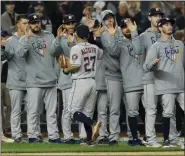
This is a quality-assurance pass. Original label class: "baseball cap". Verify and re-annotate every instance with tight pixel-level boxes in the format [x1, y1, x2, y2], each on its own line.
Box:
[1, 30, 10, 37]
[75, 24, 90, 40]
[148, 8, 164, 16]
[157, 17, 175, 27]
[120, 19, 127, 28]
[28, 13, 40, 24]
[103, 12, 115, 21]
[63, 14, 76, 24]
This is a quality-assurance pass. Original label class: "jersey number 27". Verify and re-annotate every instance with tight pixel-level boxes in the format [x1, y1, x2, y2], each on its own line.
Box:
[84, 56, 96, 72]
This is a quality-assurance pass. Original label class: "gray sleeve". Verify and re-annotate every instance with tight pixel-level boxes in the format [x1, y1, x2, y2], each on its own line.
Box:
[50, 38, 64, 57]
[131, 30, 142, 55]
[1, 17, 16, 34]
[143, 44, 158, 71]
[17, 36, 29, 58]
[60, 38, 71, 57]
[1, 39, 14, 61]
[139, 33, 146, 55]
[100, 32, 121, 57]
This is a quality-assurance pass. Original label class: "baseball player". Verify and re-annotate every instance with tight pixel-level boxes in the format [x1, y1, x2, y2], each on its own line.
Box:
[100, 10, 124, 145]
[16, 13, 61, 143]
[56, 15, 87, 144]
[139, 8, 162, 146]
[63, 24, 103, 146]
[119, 18, 146, 146]
[144, 17, 184, 148]
[140, 8, 182, 147]
[1, 31, 14, 143]
[91, 19, 109, 144]
[2, 14, 42, 143]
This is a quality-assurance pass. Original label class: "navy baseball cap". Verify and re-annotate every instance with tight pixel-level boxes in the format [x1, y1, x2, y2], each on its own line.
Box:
[1, 30, 10, 37]
[103, 12, 115, 21]
[157, 17, 175, 27]
[76, 24, 89, 40]
[28, 13, 40, 24]
[120, 19, 127, 28]
[148, 8, 164, 16]
[63, 14, 76, 24]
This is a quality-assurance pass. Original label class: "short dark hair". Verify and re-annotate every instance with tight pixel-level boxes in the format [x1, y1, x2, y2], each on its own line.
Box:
[16, 14, 28, 24]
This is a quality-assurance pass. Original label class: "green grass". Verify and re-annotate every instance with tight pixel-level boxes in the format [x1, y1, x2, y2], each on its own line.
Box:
[1, 142, 183, 153]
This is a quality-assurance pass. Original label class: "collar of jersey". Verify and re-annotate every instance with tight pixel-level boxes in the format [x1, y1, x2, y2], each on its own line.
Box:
[77, 42, 90, 46]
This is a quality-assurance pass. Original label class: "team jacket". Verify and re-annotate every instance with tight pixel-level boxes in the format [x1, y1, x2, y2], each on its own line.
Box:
[140, 28, 161, 85]
[17, 30, 58, 88]
[2, 33, 26, 90]
[100, 10, 124, 82]
[120, 31, 144, 92]
[143, 38, 184, 95]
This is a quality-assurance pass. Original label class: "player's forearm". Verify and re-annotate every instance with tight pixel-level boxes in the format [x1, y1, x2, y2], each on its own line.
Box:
[64, 66, 80, 73]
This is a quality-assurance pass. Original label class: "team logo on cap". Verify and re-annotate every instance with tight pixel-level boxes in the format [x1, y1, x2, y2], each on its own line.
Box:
[156, 8, 160, 11]
[68, 15, 72, 19]
[33, 15, 37, 19]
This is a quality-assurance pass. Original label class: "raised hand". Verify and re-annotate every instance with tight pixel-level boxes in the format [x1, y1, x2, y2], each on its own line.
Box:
[57, 25, 66, 40]
[125, 19, 137, 32]
[153, 58, 160, 65]
[25, 26, 32, 40]
[107, 27, 116, 36]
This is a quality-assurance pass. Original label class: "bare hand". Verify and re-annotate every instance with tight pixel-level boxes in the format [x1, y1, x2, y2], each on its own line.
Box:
[67, 33, 74, 43]
[57, 25, 66, 40]
[107, 27, 116, 36]
[125, 19, 137, 32]
[85, 19, 95, 29]
[93, 27, 106, 37]
[153, 58, 160, 65]
[25, 26, 32, 40]
[1, 39, 7, 47]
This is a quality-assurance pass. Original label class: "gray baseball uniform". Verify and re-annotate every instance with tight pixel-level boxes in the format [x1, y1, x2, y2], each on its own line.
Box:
[100, 28, 124, 141]
[57, 36, 86, 140]
[95, 59, 109, 140]
[68, 42, 103, 123]
[2, 33, 41, 139]
[140, 29, 180, 143]
[144, 38, 184, 130]
[17, 30, 59, 140]
[119, 30, 145, 140]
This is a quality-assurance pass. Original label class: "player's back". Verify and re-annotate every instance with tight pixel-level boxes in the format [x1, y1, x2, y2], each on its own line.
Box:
[70, 42, 103, 80]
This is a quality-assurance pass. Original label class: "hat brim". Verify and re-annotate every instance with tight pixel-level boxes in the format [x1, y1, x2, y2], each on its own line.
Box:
[149, 12, 164, 16]
[158, 19, 175, 27]
[63, 20, 76, 24]
[103, 13, 114, 21]
[28, 20, 40, 24]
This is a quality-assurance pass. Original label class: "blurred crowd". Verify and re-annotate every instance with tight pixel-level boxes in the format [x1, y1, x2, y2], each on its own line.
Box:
[1, 1, 185, 36]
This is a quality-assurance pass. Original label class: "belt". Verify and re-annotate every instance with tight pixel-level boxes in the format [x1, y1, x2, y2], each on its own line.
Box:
[73, 77, 94, 80]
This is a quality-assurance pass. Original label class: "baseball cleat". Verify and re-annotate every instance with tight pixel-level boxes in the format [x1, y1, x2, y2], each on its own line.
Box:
[109, 140, 118, 146]
[146, 142, 162, 148]
[92, 121, 102, 141]
[163, 140, 171, 148]
[1, 136, 14, 143]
